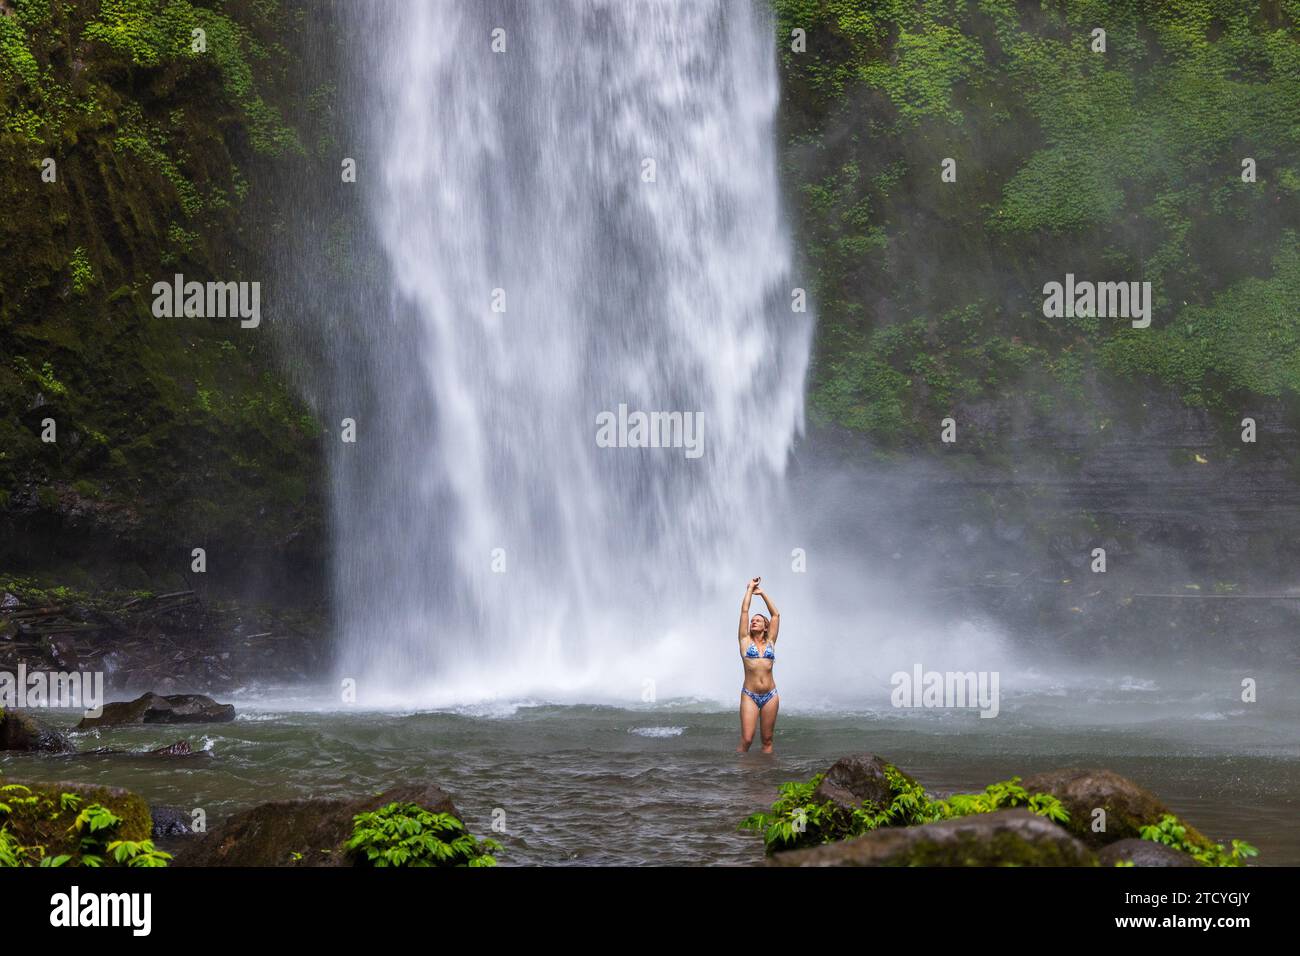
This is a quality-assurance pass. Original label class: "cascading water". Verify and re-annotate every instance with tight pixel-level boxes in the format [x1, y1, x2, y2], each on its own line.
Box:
[331, 0, 812, 705]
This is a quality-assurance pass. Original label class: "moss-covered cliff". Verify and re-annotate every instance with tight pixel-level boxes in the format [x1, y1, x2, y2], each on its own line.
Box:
[776, 0, 1300, 449]
[0, 0, 329, 596]
[4, 0, 1300, 614]
[773, 1, 1300, 651]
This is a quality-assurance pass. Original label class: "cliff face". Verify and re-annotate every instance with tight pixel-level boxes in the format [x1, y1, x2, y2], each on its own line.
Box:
[3, 1, 1299, 629]
[776, 0, 1300, 444]
[0, 0, 332, 598]
[777, 0, 1300, 641]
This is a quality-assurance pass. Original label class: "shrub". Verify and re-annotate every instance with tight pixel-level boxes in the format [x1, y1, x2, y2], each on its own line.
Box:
[1140, 813, 1258, 867]
[345, 802, 499, 868]
[741, 767, 1069, 855]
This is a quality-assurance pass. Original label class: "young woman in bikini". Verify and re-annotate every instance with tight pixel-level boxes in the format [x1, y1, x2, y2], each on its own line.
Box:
[737, 576, 779, 753]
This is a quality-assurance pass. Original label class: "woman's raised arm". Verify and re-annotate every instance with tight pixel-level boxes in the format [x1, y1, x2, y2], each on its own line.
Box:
[738, 578, 758, 641]
[755, 586, 780, 642]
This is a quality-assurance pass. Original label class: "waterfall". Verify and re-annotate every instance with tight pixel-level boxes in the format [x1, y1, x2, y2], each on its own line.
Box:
[333, 0, 812, 704]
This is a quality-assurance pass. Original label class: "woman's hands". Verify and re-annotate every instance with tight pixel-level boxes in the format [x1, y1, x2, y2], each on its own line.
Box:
[740, 577, 759, 640]
[747, 576, 761, 594]
[752, 581, 778, 642]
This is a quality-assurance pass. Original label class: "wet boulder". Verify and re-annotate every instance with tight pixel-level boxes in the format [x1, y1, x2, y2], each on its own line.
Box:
[1099, 838, 1200, 867]
[768, 808, 1096, 867]
[151, 805, 198, 842]
[173, 783, 462, 867]
[0, 708, 72, 752]
[77, 692, 235, 729]
[756, 753, 924, 850]
[812, 753, 899, 813]
[1021, 768, 1209, 849]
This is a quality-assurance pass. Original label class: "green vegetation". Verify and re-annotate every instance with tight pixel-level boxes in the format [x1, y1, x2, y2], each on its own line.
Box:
[42, 802, 173, 868]
[82, 0, 301, 155]
[742, 765, 1258, 864]
[1101, 243, 1300, 406]
[1140, 813, 1258, 867]
[740, 767, 1069, 854]
[0, 779, 167, 867]
[69, 246, 94, 295]
[345, 802, 500, 868]
[777, 0, 1300, 446]
[13, 356, 68, 397]
[0, 0, 327, 583]
[0, 13, 40, 87]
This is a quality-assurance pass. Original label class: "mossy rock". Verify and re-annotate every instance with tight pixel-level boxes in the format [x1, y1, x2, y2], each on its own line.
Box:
[767, 809, 1097, 867]
[1099, 838, 1201, 867]
[172, 783, 462, 867]
[0, 779, 152, 864]
[812, 753, 900, 813]
[1022, 768, 1212, 851]
[77, 691, 235, 729]
[0, 708, 72, 752]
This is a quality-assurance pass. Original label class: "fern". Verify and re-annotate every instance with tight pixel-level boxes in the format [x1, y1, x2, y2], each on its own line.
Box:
[1139, 813, 1257, 867]
[345, 802, 499, 868]
[63, 802, 171, 868]
[0, 826, 22, 867]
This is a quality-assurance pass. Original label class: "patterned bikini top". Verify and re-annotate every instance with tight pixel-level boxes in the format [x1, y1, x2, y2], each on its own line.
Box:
[745, 641, 775, 661]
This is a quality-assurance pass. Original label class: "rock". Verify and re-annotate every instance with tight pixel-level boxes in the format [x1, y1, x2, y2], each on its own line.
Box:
[84, 739, 206, 758]
[45, 634, 80, 669]
[151, 805, 196, 841]
[1021, 768, 1210, 849]
[77, 692, 235, 729]
[2, 592, 19, 609]
[1099, 838, 1201, 867]
[0, 780, 152, 863]
[173, 783, 462, 867]
[148, 740, 196, 757]
[812, 753, 898, 814]
[768, 809, 1097, 867]
[0, 708, 72, 752]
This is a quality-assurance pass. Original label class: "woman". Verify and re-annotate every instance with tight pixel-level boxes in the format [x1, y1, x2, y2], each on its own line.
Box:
[737, 576, 780, 753]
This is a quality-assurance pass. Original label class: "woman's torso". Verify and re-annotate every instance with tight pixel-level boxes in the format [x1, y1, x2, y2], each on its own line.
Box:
[739, 639, 776, 693]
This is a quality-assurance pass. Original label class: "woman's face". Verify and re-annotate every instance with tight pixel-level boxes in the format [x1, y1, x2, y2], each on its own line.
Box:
[749, 615, 768, 635]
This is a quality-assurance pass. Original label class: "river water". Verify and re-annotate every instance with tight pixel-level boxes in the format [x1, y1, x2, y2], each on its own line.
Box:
[5, 675, 1296, 866]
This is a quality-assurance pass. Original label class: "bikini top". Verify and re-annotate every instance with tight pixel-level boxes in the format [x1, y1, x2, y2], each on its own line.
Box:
[745, 641, 775, 661]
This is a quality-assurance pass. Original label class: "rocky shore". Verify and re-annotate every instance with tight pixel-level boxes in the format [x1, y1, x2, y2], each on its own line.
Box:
[749, 754, 1256, 868]
[2, 692, 498, 868]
